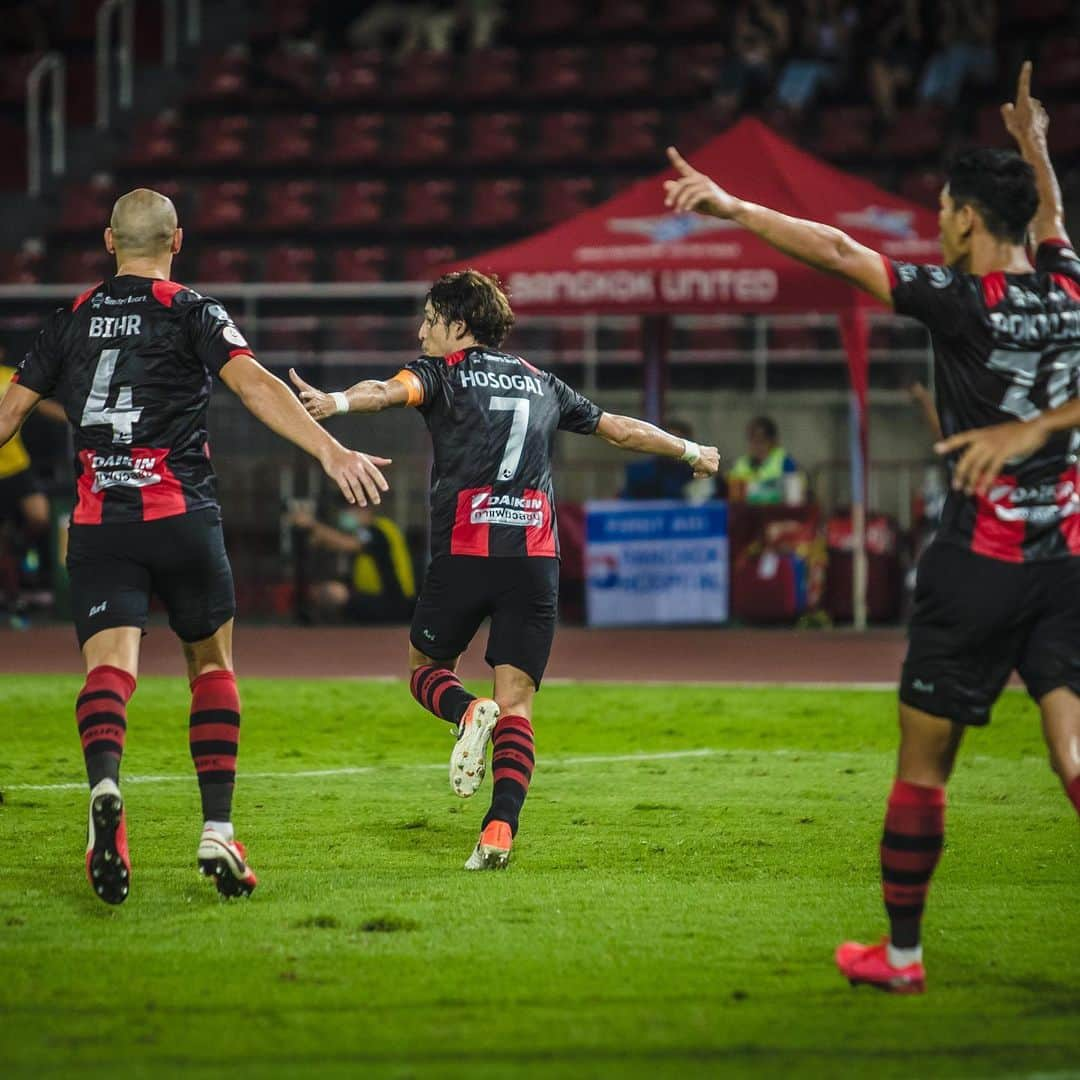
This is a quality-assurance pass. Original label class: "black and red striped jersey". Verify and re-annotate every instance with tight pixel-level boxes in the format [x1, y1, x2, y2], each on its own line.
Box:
[402, 346, 602, 558]
[885, 239, 1080, 563]
[16, 275, 249, 525]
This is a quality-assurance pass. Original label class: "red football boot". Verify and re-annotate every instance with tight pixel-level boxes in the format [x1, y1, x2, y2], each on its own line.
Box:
[836, 939, 926, 994]
[85, 778, 131, 905]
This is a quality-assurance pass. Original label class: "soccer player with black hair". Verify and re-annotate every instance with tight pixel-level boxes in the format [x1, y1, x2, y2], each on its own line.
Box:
[290, 269, 719, 869]
[1, 189, 391, 904]
[664, 62, 1080, 993]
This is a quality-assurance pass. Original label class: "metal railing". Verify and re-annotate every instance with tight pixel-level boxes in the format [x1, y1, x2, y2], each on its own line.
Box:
[26, 53, 66, 198]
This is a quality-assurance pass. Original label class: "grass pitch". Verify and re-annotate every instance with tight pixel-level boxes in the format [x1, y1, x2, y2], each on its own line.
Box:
[0, 676, 1077, 1079]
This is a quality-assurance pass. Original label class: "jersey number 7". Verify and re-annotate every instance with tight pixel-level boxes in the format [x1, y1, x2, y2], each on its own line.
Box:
[81, 348, 143, 446]
[489, 396, 529, 482]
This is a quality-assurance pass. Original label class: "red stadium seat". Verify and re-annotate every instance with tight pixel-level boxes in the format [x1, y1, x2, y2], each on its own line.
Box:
[259, 113, 318, 164]
[814, 106, 874, 160]
[394, 113, 455, 165]
[468, 179, 524, 229]
[389, 52, 454, 101]
[195, 248, 252, 284]
[460, 49, 520, 102]
[590, 0, 650, 32]
[517, 0, 579, 37]
[328, 114, 385, 164]
[57, 176, 114, 231]
[401, 245, 458, 282]
[194, 115, 251, 165]
[0, 245, 43, 285]
[334, 313, 393, 349]
[56, 248, 112, 285]
[325, 50, 383, 101]
[527, 48, 587, 99]
[263, 245, 317, 283]
[467, 112, 523, 164]
[401, 180, 457, 228]
[589, 44, 657, 99]
[1040, 36, 1080, 89]
[259, 43, 321, 98]
[600, 109, 660, 162]
[188, 49, 249, 102]
[122, 110, 181, 167]
[898, 169, 945, 210]
[259, 181, 318, 230]
[193, 181, 250, 231]
[539, 177, 596, 225]
[659, 0, 721, 32]
[879, 107, 945, 160]
[329, 181, 388, 227]
[332, 247, 390, 283]
[533, 112, 592, 163]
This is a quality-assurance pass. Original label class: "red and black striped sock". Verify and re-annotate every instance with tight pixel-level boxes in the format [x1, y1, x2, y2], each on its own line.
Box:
[410, 665, 474, 727]
[482, 715, 535, 837]
[1067, 775, 1080, 816]
[189, 670, 241, 823]
[881, 778, 945, 950]
[77, 665, 135, 788]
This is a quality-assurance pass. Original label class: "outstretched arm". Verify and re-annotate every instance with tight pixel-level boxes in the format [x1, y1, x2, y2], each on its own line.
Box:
[663, 146, 893, 305]
[221, 353, 391, 507]
[1003, 61, 1069, 247]
[595, 413, 720, 479]
[289, 368, 412, 420]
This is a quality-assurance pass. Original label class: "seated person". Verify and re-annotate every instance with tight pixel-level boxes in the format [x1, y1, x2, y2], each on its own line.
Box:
[727, 416, 800, 504]
[289, 503, 416, 624]
[621, 418, 696, 500]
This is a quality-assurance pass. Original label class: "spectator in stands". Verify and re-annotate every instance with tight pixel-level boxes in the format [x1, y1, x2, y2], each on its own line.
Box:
[917, 0, 996, 107]
[775, 0, 860, 112]
[715, 0, 790, 115]
[289, 503, 416, 624]
[621, 418, 698, 501]
[865, 0, 923, 124]
[727, 416, 801, 505]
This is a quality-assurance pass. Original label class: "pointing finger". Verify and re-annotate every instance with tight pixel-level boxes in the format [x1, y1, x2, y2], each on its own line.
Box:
[666, 145, 694, 177]
[288, 368, 312, 392]
[1018, 59, 1032, 101]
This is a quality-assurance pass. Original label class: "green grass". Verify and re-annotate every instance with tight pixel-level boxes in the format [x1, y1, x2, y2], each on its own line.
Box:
[0, 676, 1077, 1080]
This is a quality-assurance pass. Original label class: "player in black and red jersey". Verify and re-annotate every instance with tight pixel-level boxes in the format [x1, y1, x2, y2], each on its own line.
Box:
[664, 62, 1080, 992]
[290, 270, 719, 868]
[0, 189, 390, 904]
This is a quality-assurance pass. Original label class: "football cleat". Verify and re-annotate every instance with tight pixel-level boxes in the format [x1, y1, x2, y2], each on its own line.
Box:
[450, 698, 500, 798]
[836, 939, 926, 994]
[464, 820, 512, 870]
[85, 778, 130, 905]
[197, 828, 257, 898]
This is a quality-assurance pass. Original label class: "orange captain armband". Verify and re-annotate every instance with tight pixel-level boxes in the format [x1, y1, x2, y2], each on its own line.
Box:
[390, 369, 424, 407]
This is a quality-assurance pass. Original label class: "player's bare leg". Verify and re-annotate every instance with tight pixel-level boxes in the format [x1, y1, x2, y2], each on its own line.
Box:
[1038, 687, 1080, 815]
[184, 620, 256, 898]
[79, 627, 140, 904]
[465, 664, 536, 870]
[836, 703, 964, 993]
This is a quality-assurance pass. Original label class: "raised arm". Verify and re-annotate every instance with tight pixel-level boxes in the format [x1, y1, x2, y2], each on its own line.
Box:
[663, 146, 893, 305]
[1004, 61, 1068, 247]
[594, 412, 720, 479]
[220, 353, 391, 507]
[289, 368, 411, 420]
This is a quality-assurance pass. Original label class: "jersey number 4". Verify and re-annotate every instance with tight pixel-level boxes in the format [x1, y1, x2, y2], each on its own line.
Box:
[81, 348, 143, 445]
[489, 396, 529, 481]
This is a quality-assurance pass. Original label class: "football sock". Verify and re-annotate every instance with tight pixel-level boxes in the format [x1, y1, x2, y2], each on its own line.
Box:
[189, 670, 241, 823]
[482, 714, 535, 837]
[77, 665, 135, 788]
[410, 665, 474, 727]
[887, 943, 923, 968]
[1067, 774, 1080, 816]
[203, 819, 234, 841]
[881, 779, 945, 950]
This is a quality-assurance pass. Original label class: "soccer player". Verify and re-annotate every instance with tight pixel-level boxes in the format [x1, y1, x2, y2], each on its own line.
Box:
[663, 62, 1080, 992]
[0, 189, 391, 904]
[289, 269, 719, 869]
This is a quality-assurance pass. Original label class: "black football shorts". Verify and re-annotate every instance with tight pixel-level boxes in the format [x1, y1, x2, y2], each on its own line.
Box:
[410, 555, 559, 688]
[900, 541, 1080, 725]
[67, 507, 235, 647]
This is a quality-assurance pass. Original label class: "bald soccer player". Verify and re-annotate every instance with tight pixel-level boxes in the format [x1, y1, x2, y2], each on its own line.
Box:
[2, 189, 391, 904]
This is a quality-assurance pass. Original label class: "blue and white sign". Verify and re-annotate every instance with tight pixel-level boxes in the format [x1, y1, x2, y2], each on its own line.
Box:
[584, 500, 728, 627]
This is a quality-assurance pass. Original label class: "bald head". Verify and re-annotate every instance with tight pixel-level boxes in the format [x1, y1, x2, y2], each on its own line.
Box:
[107, 189, 179, 259]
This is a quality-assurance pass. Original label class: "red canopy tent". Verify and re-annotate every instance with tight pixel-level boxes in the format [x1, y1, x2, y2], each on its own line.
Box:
[454, 117, 942, 625]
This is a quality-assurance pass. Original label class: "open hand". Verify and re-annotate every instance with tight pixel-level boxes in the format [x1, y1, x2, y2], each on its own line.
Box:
[662, 146, 741, 219]
[1002, 60, 1048, 146]
[321, 444, 392, 507]
[935, 419, 1048, 496]
[289, 368, 338, 421]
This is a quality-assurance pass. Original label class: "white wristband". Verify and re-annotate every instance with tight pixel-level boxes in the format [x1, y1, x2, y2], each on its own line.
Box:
[331, 391, 350, 415]
[680, 439, 701, 465]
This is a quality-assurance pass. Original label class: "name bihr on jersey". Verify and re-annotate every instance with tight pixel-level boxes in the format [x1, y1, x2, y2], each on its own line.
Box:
[886, 239, 1080, 563]
[404, 346, 602, 559]
[16, 276, 249, 525]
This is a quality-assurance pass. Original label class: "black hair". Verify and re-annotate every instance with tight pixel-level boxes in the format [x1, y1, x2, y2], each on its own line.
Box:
[749, 416, 778, 442]
[427, 269, 515, 348]
[946, 149, 1038, 245]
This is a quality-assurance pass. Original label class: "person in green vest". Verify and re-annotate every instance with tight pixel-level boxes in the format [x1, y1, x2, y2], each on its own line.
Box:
[727, 416, 800, 504]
